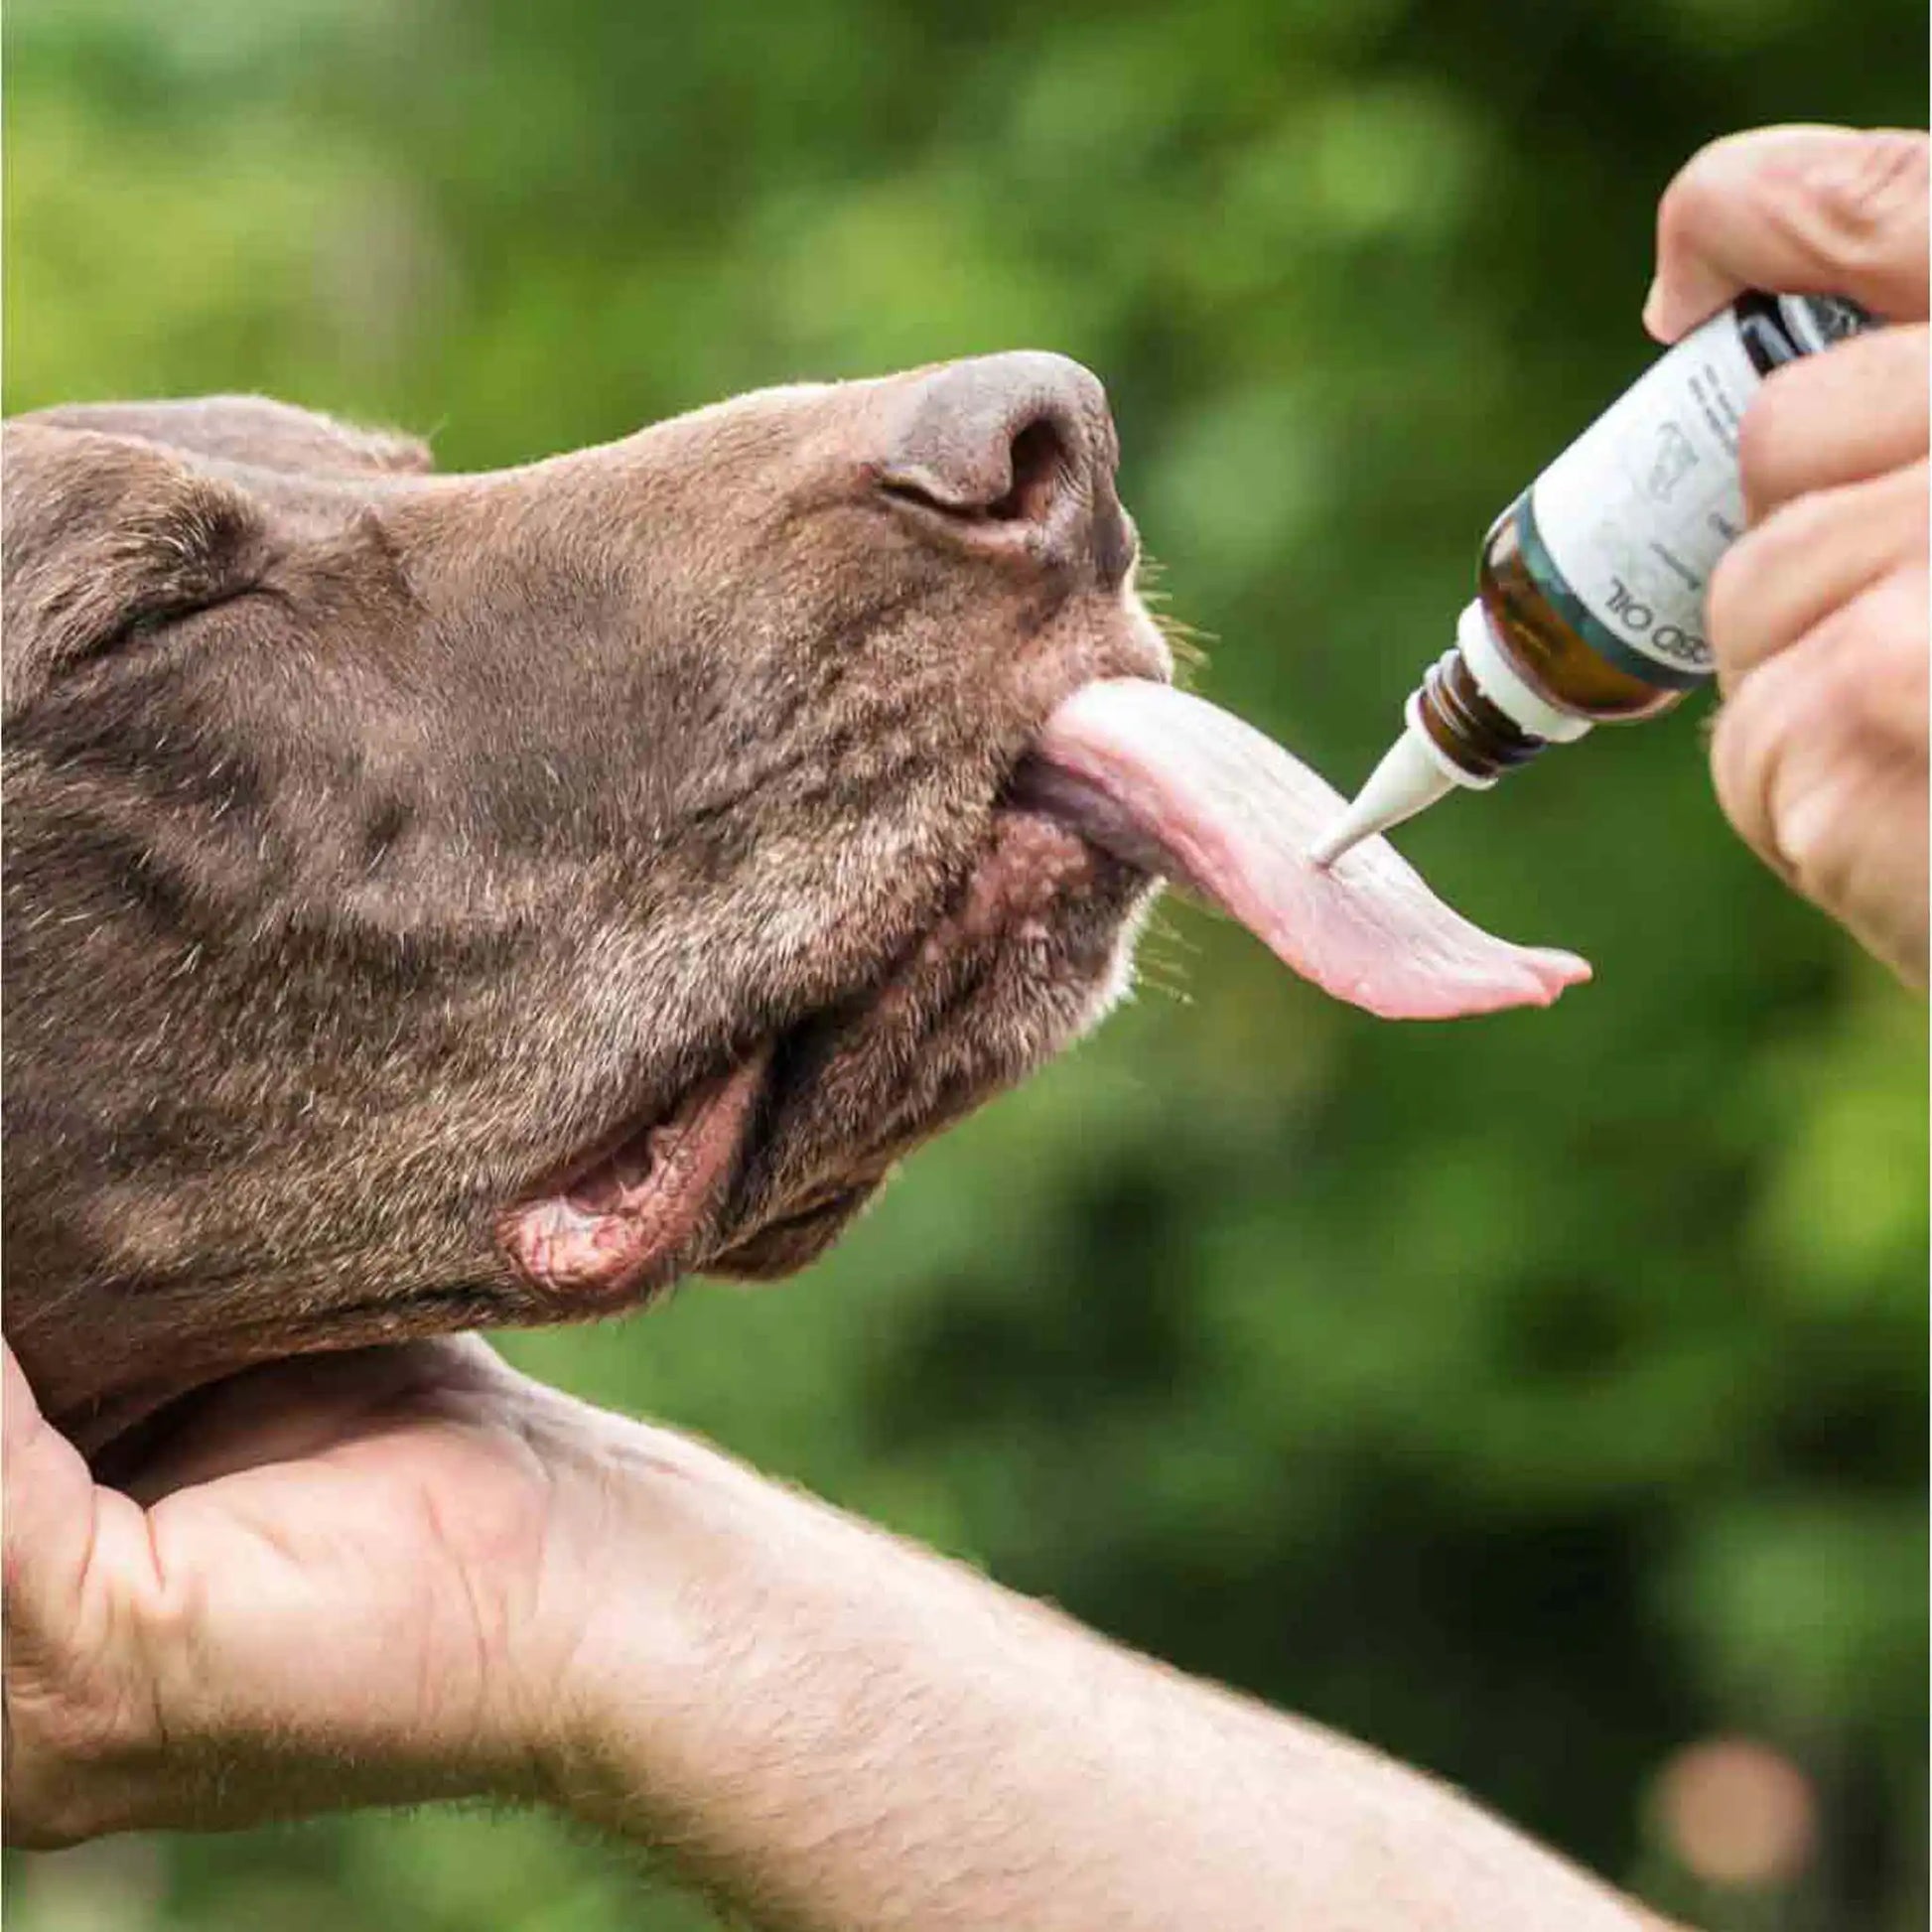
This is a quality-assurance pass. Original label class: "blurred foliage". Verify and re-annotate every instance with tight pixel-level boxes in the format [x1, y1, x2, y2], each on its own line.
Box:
[4, 0, 1926, 1927]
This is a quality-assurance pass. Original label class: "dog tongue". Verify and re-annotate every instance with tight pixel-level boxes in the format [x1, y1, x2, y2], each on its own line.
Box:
[1023, 680, 1588, 1020]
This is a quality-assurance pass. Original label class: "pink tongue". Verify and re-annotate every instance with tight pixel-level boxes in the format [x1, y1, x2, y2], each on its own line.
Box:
[1025, 680, 1588, 1021]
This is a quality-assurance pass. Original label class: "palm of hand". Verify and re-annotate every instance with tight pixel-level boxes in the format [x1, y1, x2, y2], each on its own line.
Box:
[5, 1337, 583, 1844]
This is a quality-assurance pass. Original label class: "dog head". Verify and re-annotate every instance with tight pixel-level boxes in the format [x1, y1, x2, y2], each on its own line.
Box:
[3, 360, 1171, 1447]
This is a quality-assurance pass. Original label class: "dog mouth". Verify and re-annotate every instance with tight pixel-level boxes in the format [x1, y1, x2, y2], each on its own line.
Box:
[498, 797, 1136, 1308]
[498, 677, 1590, 1311]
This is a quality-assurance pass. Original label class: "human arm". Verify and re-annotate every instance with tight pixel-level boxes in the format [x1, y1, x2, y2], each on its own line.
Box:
[4, 1338, 1670, 1931]
[1644, 123, 1929, 985]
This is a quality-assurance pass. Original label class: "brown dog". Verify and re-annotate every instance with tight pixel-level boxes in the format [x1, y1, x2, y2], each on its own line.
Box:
[5, 358, 1587, 1462]
[3, 361, 1173, 1455]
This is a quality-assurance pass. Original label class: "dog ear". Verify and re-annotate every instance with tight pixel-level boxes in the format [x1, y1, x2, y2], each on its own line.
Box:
[2, 421, 270, 712]
[16, 396, 435, 480]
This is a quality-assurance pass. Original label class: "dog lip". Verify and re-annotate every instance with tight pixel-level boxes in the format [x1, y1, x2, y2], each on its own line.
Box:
[497, 1044, 773, 1306]
[708, 1175, 879, 1277]
[491, 782, 1135, 1315]
[698, 655, 1175, 1274]
[711, 795, 1149, 1270]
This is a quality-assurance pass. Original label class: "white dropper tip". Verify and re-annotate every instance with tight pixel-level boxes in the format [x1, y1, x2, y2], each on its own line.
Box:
[1309, 720, 1463, 869]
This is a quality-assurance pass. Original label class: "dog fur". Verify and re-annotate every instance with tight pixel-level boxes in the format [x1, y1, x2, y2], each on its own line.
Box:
[3, 363, 1170, 1453]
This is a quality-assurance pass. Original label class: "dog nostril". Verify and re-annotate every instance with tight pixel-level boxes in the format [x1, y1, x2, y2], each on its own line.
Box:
[984, 416, 1069, 524]
[880, 410, 1075, 527]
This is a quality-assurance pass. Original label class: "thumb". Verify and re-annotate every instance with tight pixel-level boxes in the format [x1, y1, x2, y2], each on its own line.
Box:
[1644, 125, 1930, 340]
[2, 1343, 106, 1662]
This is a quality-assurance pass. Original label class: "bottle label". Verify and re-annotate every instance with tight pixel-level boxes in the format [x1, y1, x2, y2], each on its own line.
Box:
[1778, 293, 1868, 353]
[1526, 306, 1767, 689]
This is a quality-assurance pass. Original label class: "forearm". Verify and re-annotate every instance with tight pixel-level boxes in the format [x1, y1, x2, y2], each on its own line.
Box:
[545, 1419, 1668, 1932]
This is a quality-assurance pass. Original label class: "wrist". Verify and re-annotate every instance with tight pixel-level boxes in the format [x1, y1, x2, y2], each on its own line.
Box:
[506, 1398, 776, 1827]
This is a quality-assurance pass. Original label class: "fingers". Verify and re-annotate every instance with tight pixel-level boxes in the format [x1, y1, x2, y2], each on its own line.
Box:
[1708, 459, 1930, 690]
[1711, 563, 1931, 984]
[1646, 125, 1930, 339]
[1734, 323, 1932, 519]
[1659, 126, 1932, 983]
[3, 1343, 102, 1669]
[1713, 562, 1930, 838]
[123, 1336, 521, 1505]
[2, 1344, 155, 1848]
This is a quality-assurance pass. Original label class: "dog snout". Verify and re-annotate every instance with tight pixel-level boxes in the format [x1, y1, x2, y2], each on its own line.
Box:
[879, 351, 1136, 587]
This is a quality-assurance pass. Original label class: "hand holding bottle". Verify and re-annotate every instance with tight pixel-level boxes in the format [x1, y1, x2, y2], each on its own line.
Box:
[1648, 125, 1928, 986]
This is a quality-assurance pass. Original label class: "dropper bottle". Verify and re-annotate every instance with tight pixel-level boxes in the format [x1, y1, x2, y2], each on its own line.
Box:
[1311, 291, 1874, 868]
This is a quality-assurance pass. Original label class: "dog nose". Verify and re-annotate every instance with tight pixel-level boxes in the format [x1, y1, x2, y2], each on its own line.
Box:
[879, 351, 1136, 586]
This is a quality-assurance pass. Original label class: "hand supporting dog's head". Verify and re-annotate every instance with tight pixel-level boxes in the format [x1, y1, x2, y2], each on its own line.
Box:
[3, 360, 1171, 1449]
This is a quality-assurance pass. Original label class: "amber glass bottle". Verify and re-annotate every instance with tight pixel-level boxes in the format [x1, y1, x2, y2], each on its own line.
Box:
[1312, 291, 1873, 867]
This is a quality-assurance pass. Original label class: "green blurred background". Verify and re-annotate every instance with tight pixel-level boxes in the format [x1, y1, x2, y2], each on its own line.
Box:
[5, 0, 1925, 1926]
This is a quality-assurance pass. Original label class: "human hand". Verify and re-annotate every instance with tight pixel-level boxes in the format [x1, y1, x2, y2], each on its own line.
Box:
[1644, 124, 1929, 987]
[4, 1329, 1674, 1931]
[3, 1335, 621, 1844]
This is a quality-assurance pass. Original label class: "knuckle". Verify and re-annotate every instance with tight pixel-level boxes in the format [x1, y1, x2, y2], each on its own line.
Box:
[1655, 147, 1738, 280]
[1710, 655, 1782, 823]
[1658, 126, 1753, 233]
[1792, 129, 1930, 274]
[1710, 626, 1853, 855]
[1852, 568, 1932, 714]
[1713, 567, 1926, 937]
[1710, 682, 1766, 823]
[1655, 161, 1712, 255]
[1777, 802, 1852, 916]
[1769, 739, 1873, 919]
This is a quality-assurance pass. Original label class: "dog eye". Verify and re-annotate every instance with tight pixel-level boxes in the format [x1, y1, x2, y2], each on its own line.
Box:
[93, 581, 277, 660]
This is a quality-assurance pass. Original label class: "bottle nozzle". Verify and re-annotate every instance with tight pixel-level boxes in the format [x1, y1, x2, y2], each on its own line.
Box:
[1309, 717, 1470, 869]
[1312, 601, 1581, 869]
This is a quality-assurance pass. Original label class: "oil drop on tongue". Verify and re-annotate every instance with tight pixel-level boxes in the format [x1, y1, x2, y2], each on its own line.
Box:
[1310, 291, 1876, 867]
